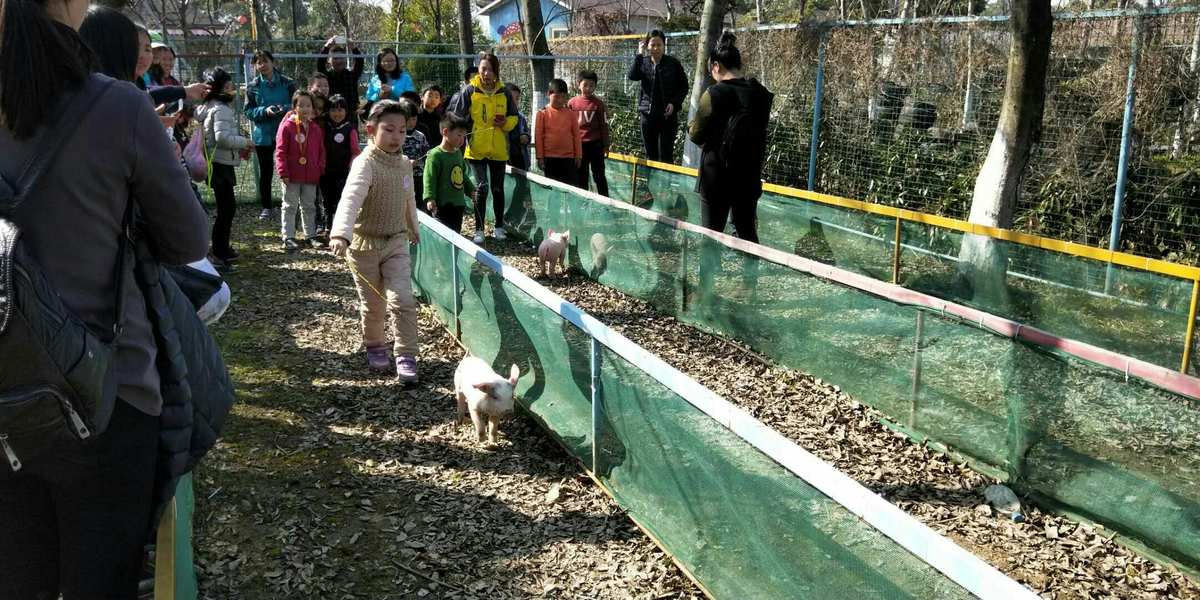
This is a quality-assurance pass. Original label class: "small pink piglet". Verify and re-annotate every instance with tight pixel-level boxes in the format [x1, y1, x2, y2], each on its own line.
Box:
[537, 229, 570, 278]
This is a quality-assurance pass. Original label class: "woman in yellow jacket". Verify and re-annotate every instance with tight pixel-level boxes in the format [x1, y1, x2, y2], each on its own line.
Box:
[447, 52, 519, 243]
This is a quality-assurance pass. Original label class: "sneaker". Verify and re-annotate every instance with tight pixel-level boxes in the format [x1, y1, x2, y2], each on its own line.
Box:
[283, 238, 300, 253]
[206, 253, 226, 268]
[313, 238, 329, 250]
[259, 208, 272, 220]
[297, 238, 313, 248]
[493, 227, 507, 241]
[396, 354, 419, 384]
[472, 230, 485, 244]
[366, 344, 391, 372]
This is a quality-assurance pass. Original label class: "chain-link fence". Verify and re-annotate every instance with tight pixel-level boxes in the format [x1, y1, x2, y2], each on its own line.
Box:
[174, 7, 1200, 263]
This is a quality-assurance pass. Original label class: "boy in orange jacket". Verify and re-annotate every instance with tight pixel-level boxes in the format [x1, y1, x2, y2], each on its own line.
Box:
[535, 78, 581, 186]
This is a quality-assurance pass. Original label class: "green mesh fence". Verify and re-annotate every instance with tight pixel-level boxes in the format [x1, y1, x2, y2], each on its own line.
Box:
[610, 159, 1198, 375]
[408, 217, 1020, 598]
[501, 169, 1200, 572]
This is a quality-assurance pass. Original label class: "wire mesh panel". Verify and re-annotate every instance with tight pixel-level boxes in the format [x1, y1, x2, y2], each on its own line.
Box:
[504, 168, 1200, 571]
[608, 157, 1198, 372]
[595, 347, 975, 599]
[409, 214, 1000, 598]
[819, 20, 1008, 216]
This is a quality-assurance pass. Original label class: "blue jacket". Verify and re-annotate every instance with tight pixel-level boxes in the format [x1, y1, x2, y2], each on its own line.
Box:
[365, 72, 415, 102]
[244, 71, 297, 147]
[507, 112, 531, 170]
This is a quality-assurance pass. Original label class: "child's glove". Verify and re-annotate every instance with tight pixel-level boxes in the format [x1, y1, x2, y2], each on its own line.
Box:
[330, 237, 348, 257]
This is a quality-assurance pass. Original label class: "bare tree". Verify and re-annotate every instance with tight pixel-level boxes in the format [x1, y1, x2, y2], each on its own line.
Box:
[682, 0, 726, 167]
[1172, 16, 1200, 158]
[458, 0, 475, 72]
[957, 0, 1052, 306]
[521, 0, 555, 117]
[251, 0, 274, 46]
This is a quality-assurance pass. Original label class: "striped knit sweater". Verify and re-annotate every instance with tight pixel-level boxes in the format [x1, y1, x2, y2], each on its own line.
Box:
[330, 144, 419, 251]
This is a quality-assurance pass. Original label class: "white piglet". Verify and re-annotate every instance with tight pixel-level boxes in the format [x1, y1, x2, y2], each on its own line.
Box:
[454, 356, 520, 445]
[537, 229, 570, 278]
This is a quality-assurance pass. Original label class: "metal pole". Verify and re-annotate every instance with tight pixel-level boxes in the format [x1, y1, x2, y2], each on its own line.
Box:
[909, 311, 924, 429]
[590, 337, 603, 475]
[630, 161, 640, 204]
[891, 215, 902, 284]
[452, 245, 461, 340]
[807, 32, 827, 192]
[1105, 16, 1143, 294]
[1182, 277, 1200, 374]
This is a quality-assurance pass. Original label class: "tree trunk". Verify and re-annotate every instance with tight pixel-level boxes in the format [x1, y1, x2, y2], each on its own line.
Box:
[682, 0, 726, 168]
[755, 0, 763, 24]
[291, 0, 299, 39]
[962, 0, 976, 127]
[398, 0, 408, 42]
[458, 0, 475, 72]
[251, 0, 273, 46]
[435, 0, 444, 41]
[957, 0, 1052, 308]
[522, 0, 555, 119]
[1172, 16, 1200, 158]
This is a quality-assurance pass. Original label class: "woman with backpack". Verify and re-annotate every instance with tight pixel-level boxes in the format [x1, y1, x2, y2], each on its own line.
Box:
[687, 32, 774, 243]
[0, 0, 209, 596]
[197, 67, 254, 267]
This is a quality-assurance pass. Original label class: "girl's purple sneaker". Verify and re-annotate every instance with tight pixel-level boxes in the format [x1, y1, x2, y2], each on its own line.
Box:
[396, 354, 419, 384]
[366, 344, 391, 372]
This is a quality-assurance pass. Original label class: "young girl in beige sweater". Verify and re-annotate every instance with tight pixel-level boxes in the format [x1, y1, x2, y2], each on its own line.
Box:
[330, 100, 422, 383]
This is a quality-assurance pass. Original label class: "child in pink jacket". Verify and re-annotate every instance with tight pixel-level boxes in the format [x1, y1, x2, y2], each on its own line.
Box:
[275, 90, 326, 252]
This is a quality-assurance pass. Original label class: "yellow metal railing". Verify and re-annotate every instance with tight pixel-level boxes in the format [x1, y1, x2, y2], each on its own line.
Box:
[609, 152, 1200, 373]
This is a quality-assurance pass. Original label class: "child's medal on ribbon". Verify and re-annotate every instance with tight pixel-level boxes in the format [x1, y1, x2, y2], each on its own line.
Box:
[296, 125, 308, 165]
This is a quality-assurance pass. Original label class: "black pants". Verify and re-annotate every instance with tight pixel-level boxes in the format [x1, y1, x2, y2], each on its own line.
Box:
[320, 171, 349, 232]
[542, 157, 578, 187]
[470, 159, 507, 231]
[640, 114, 679, 163]
[700, 191, 760, 244]
[0, 400, 159, 600]
[210, 163, 238, 260]
[255, 144, 276, 210]
[579, 140, 609, 197]
[436, 204, 465, 234]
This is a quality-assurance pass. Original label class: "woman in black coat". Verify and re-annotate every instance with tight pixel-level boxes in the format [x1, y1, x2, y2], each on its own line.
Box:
[628, 29, 689, 163]
[688, 32, 774, 243]
[0, 0, 209, 596]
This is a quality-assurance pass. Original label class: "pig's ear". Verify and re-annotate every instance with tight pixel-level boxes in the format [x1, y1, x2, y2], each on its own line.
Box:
[563, 230, 570, 239]
[473, 382, 494, 394]
[508, 364, 519, 385]
[548, 228, 554, 237]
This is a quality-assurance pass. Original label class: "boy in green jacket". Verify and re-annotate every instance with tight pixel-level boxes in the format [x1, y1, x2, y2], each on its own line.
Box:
[424, 114, 476, 234]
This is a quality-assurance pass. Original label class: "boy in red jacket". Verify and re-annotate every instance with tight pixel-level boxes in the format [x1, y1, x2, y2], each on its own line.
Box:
[535, 78, 582, 186]
[567, 69, 610, 197]
[275, 90, 326, 252]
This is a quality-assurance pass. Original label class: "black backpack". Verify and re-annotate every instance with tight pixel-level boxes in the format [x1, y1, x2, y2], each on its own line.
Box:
[715, 80, 774, 172]
[0, 81, 124, 474]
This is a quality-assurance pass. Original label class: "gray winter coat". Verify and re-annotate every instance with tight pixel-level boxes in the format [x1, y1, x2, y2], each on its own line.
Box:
[197, 101, 250, 166]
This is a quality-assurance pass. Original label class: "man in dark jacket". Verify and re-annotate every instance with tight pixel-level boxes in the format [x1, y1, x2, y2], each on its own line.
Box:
[628, 30, 688, 163]
[318, 36, 365, 124]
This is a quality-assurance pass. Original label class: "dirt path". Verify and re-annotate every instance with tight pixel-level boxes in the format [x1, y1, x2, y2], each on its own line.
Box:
[480, 230, 1200, 600]
[193, 213, 702, 599]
